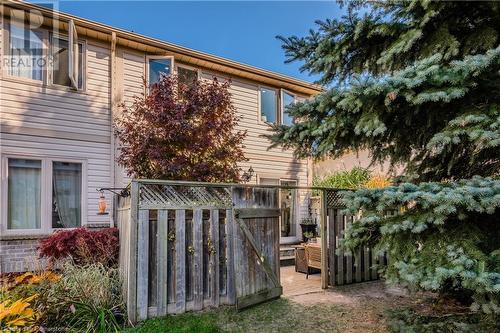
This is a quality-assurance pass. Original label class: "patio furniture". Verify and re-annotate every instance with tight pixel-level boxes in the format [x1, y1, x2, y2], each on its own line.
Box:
[294, 244, 308, 274]
[305, 243, 322, 279]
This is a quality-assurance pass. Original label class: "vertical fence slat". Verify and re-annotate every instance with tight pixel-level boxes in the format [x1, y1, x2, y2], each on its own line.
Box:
[328, 208, 336, 286]
[193, 209, 203, 311]
[345, 214, 353, 284]
[175, 210, 186, 313]
[226, 208, 236, 304]
[320, 190, 329, 289]
[210, 209, 220, 306]
[371, 249, 378, 280]
[336, 211, 344, 285]
[137, 209, 150, 321]
[364, 247, 371, 282]
[156, 209, 168, 316]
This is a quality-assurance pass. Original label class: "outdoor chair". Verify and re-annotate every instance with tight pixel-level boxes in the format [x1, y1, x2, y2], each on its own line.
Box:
[304, 243, 322, 279]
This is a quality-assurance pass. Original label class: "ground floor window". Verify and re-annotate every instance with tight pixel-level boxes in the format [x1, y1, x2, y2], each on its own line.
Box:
[8, 159, 42, 229]
[52, 162, 82, 228]
[3, 156, 85, 233]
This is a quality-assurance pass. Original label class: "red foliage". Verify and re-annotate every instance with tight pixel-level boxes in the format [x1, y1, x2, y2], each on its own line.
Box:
[114, 74, 247, 182]
[38, 227, 119, 267]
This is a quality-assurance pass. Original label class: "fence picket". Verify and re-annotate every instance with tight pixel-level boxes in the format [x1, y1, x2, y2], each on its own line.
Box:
[226, 208, 236, 304]
[210, 209, 220, 306]
[175, 210, 186, 313]
[137, 209, 149, 320]
[336, 211, 344, 285]
[345, 214, 353, 284]
[193, 209, 203, 311]
[156, 209, 168, 316]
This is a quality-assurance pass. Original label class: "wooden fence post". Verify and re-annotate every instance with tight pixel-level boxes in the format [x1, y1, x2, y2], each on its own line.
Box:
[127, 181, 139, 323]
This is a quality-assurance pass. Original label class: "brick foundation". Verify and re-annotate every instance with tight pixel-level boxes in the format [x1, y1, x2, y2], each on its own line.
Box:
[0, 238, 47, 273]
[0, 224, 111, 273]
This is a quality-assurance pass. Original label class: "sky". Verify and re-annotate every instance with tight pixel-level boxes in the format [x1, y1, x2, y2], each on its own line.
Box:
[35, 1, 343, 83]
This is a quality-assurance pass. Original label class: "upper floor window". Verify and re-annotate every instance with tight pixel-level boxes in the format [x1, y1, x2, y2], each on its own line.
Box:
[260, 87, 278, 124]
[50, 35, 84, 89]
[177, 65, 198, 87]
[6, 20, 44, 81]
[148, 57, 172, 85]
[281, 90, 296, 126]
[4, 18, 85, 91]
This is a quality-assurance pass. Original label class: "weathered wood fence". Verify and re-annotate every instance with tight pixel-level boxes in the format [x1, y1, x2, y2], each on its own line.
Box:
[117, 180, 282, 323]
[325, 191, 386, 286]
[117, 180, 385, 323]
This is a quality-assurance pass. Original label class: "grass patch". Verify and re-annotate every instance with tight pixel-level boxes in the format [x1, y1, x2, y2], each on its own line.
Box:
[125, 311, 221, 333]
[126, 298, 347, 333]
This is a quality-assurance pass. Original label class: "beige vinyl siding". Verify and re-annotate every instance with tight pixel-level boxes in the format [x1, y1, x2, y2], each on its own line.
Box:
[0, 37, 112, 225]
[200, 71, 310, 187]
[114, 49, 145, 187]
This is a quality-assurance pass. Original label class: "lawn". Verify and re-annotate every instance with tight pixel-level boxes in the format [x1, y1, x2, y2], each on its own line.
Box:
[126, 283, 409, 333]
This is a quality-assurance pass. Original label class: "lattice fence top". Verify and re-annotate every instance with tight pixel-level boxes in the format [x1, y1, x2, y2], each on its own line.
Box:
[139, 184, 232, 209]
[326, 190, 346, 209]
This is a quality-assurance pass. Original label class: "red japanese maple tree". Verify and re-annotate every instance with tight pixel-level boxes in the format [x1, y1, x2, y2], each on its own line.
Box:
[114, 74, 247, 182]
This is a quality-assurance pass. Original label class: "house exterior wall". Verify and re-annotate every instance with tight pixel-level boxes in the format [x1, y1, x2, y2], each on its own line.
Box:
[0, 8, 314, 272]
[0, 15, 114, 272]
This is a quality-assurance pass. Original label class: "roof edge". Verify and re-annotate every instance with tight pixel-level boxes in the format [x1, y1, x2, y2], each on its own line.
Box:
[6, 0, 323, 94]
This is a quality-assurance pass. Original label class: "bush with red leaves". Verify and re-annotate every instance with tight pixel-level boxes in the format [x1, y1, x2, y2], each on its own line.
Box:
[38, 227, 119, 268]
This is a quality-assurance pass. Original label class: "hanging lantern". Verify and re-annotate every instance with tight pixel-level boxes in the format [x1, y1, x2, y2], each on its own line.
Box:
[97, 190, 108, 215]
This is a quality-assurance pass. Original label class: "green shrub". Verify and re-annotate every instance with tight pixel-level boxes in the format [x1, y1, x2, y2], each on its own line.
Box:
[36, 262, 124, 332]
[313, 167, 372, 189]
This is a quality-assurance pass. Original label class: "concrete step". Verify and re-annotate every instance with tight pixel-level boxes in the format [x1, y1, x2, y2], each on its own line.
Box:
[279, 244, 299, 266]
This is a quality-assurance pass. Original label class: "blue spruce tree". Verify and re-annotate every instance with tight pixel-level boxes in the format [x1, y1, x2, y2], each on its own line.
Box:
[269, 0, 500, 315]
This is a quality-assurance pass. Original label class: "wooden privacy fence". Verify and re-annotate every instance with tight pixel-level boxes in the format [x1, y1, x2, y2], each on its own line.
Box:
[117, 180, 282, 323]
[117, 180, 386, 323]
[325, 191, 386, 286]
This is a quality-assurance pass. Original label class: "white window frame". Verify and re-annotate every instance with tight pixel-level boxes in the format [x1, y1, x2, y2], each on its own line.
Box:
[2, 18, 48, 85]
[2, 17, 86, 92]
[146, 55, 175, 86]
[258, 85, 279, 125]
[1, 154, 87, 236]
[281, 89, 297, 126]
[48, 31, 86, 91]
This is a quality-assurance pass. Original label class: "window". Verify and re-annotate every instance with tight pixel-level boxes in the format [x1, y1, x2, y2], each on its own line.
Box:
[4, 157, 84, 233]
[52, 162, 82, 228]
[281, 91, 296, 126]
[8, 159, 42, 230]
[177, 66, 198, 87]
[148, 57, 172, 85]
[4, 18, 85, 90]
[260, 88, 278, 124]
[50, 35, 84, 89]
[7, 21, 44, 81]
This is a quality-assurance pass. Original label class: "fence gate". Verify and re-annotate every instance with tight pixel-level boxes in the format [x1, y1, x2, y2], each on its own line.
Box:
[232, 187, 282, 309]
[118, 181, 282, 323]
